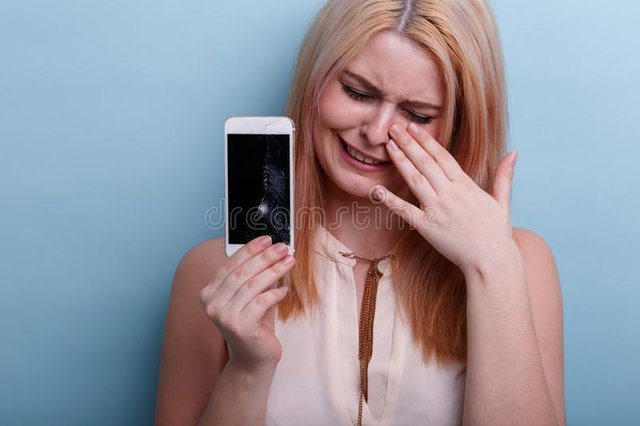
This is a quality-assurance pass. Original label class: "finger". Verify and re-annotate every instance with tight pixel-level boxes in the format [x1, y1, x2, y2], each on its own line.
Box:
[373, 185, 425, 230]
[216, 242, 290, 302]
[235, 255, 295, 316]
[386, 138, 437, 205]
[209, 235, 273, 292]
[406, 122, 472, 184]
[389, 124, 450, 193]
[492, 151, 517, 212]
[241, 282, 292, 325]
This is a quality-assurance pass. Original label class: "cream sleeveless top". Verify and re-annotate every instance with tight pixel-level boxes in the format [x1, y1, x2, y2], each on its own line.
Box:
[266, 226, 466, 425]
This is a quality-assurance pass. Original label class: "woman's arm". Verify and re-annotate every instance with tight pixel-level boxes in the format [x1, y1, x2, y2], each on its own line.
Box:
[462, 228, 565, 426]
[374, 123, 564, 424]
[155, 238, 282, 426]
[196, 359, 278, 426]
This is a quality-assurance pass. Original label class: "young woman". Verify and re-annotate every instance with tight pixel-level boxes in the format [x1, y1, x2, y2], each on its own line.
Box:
[155, 1, 565, 425]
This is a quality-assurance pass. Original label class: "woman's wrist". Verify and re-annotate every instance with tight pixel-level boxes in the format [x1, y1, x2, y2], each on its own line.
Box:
[461, 241, 524, 285]
[226, 357, 279, 383]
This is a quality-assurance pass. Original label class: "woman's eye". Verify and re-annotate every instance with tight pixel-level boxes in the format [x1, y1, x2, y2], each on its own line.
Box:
[341, 83, 373, 102]
[341, 82, 434, 125]
[404, 110, 433, 125]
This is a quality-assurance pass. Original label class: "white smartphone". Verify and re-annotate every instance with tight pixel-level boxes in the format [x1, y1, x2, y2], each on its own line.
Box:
[224, 116, 295, 257]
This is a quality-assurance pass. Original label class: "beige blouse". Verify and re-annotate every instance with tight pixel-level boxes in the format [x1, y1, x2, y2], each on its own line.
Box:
[266, 226, 466, 425]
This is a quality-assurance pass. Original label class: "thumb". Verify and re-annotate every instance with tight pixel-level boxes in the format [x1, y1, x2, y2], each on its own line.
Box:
[492, 151, 517, 211]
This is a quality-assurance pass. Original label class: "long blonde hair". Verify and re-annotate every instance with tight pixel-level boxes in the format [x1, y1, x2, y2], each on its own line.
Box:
[279, 0, 507, 366]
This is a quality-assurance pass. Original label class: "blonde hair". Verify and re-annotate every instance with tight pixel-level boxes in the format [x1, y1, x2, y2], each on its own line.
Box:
[279, 0, 507, 366]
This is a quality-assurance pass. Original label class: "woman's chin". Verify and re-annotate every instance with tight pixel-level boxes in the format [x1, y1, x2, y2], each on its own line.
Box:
[330, 176, 382, 202]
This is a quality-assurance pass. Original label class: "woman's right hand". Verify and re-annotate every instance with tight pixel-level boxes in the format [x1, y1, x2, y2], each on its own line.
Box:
[199, 235, 294, 375]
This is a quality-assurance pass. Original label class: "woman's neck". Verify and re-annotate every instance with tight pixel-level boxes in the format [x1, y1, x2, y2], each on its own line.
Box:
[321, 182, 404, 259]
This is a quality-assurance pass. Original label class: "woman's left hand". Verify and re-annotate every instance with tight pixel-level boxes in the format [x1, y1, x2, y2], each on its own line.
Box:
[375, 122, 520, 277]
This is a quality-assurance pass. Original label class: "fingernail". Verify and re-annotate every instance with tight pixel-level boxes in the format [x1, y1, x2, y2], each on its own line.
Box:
[408, 122, 420, 133]
[389, 124, 401, 135]
[257, 235, 272, 246]
[372, 185, 386, 202]
[281, 256, 294, 266]
[509, 151, 518, 167]
[274, 243, 288, 254]
[387, 140, 399, 151]
[279, 286, 290, 294]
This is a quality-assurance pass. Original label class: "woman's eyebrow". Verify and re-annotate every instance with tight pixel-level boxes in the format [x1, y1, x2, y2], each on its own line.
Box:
[342, 70, 443, 112]
[343, 70, 381, 94]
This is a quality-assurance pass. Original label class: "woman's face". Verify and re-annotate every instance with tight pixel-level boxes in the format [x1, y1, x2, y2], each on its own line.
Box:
[314, 30, 445, 201]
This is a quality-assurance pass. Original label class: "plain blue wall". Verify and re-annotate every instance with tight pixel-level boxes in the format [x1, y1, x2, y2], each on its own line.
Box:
[1, 0, 638, 425]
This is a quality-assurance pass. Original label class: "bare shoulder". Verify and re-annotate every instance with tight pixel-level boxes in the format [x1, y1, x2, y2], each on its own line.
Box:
[511, 227, 562, 294]
[174, 237, 227, 289]
[511, 227, 566, 425]
[512, 228, 560, 278]
[510, 226, 563, 335]
[155, 236, 229, 426]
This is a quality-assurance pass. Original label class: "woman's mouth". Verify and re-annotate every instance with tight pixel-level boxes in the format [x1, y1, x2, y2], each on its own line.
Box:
[339, 137, 391, 172]
[345, 143, 382, 164]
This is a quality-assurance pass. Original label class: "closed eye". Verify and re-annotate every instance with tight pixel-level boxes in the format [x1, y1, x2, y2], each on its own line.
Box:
[341, 83, 373, 102]
[403, 110, 433, 125]
[341, 82, 435, 125]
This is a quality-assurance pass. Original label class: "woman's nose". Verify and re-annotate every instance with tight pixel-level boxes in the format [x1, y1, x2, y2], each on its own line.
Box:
[361, 104, 397, 146]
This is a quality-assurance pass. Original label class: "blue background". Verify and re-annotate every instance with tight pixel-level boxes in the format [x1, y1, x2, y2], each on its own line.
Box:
[1, 0, 638, 424]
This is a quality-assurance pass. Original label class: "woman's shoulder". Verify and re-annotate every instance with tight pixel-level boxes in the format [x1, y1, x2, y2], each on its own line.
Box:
[174, 236, 227, 289]
[510, 226, 562, 337]
[182, 236, 226, 260]
[511, 226, 559, 284]
[511, 227, 555, 262]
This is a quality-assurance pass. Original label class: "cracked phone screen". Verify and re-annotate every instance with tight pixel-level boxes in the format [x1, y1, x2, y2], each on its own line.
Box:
[227, 133, 291, 245]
